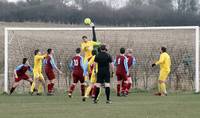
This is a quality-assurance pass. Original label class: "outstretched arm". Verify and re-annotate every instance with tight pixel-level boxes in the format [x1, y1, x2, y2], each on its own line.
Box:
[91, 23, 97, 42]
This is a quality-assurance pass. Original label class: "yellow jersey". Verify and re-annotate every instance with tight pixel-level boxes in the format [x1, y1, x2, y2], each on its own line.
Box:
[33, 54, 46, 73]
[88, 55, 98, 74]
[156, 52, 171, 72]
[81, 41, 99, 61]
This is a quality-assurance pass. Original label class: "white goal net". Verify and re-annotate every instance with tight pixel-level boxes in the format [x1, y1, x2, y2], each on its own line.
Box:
[3, 26, 200, 94]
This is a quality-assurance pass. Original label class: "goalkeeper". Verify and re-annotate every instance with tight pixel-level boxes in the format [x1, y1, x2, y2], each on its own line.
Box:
[81, 23, 101, 62]
[152, 47, 171, 96]
[81, 23, 101, 89]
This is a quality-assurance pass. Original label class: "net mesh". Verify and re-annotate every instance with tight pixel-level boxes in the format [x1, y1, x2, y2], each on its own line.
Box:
[4, 29, 196, 93]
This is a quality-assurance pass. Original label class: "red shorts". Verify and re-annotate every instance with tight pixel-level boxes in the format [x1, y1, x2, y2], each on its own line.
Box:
[72, 72, 84, 83]
[116, 72, 128, 81]
[45, 69, 55, 80]
[15, 74, 29, 82]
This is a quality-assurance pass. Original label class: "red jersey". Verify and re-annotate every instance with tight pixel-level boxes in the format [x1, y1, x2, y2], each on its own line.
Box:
[126, 55, 136, 68]
[126, 55, 133, 68]
[115, 55, 128, 74]
[16, 64, 32, 76]
[45, 55, 53, 70]
[71, 55, 85, 74]
[44, 55, 57, 70]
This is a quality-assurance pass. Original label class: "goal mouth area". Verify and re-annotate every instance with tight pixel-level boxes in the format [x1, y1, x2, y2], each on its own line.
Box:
[3, 26, 199, 93]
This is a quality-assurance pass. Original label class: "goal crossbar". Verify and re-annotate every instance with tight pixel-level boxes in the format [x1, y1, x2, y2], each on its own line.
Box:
[4, 26, 200, 93]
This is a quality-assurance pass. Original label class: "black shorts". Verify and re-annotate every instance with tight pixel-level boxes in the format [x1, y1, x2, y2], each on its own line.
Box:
[97, 71, 110, 84]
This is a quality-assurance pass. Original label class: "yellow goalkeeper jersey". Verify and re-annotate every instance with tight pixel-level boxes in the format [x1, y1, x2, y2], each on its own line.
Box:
[156, 52, 171, 72]
[33, 54, 46, 73]
[81, 41, 99, 61]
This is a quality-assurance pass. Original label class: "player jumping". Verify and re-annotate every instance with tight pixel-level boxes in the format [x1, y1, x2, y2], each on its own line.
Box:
[10, 58, 35, 95]
[152, 47, 171, 96]
[68, 48, 87, 98]
[81, 23, 100, 62]
[114, 48, 129, 96]
[44, 48, 62, 95]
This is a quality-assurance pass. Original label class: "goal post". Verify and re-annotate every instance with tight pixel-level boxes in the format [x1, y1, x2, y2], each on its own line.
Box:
[4, 26, 200, 93]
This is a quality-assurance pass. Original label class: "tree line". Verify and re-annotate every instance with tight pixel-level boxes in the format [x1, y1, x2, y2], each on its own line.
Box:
[0, 0, 200, 26]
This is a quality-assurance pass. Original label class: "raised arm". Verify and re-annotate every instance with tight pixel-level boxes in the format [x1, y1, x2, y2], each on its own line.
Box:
[37, 54, 47, 60]
[91, 23, 97, 42]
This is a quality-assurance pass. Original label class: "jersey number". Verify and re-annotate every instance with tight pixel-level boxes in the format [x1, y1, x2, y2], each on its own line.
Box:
[74, 59, 79, 66]
[117, 58, 120, 65]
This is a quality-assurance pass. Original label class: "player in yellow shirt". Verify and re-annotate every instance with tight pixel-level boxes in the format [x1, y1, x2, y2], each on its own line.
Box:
[81, 23, 100, 62]
[82, 50, 98, 101]
[81, 23, 101, 90]
[152, 47, 171, 96]
[30, 49, 47, 95]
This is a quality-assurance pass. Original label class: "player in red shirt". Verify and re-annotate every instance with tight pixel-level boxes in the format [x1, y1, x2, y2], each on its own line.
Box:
[125, 49, 136, 94]
[114, 48, 129, 96]
[44, 48, 62, 95]
[68, 48, 87, 98]
[10, 58, 34, 95]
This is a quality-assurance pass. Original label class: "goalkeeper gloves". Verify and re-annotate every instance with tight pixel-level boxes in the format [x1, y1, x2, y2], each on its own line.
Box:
[152, 63, 156, 67]
[90, 23, 95, 27]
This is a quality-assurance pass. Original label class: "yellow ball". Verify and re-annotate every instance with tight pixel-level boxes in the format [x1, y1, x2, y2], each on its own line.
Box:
[84, 18, 92, 25]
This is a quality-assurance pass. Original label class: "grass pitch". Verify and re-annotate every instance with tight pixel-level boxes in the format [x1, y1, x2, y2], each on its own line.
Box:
[0, 91, 200, 118]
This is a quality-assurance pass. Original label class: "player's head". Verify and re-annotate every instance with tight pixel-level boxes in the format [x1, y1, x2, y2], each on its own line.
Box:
[22, 58, 28, 64]
[100, 45, 107, 52]
[82, 36, 88, 42]
[127, 48, 133, 55]
[76, 48, 81, 54]
[161, 46, 167, 53]
[92, 50, 97, 56]
[47, 48, 54, 54]
[120, 47, 125, 54]
[34, 49, 40, 55]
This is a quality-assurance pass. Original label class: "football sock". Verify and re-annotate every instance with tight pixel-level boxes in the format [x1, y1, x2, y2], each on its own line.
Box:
[85, 86, 92, 97]
[10, 87, 16, 94]
[38, 83, 43, 93]
[122, 83, 127, 94]
[50, 83, 54, 92]
[94, 87, 100, 101]
[81, 85, 85, 96]
[105, 87, 110, 101]
[92, 85, 96, 97]
[69, 84, 75, 94]
[117, 84, 120, 95]
[30, 81, 35, 93]
[48, 84, 51, 93]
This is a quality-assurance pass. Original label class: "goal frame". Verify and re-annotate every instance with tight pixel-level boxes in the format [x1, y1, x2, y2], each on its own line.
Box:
[4, 26, 200, 93]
